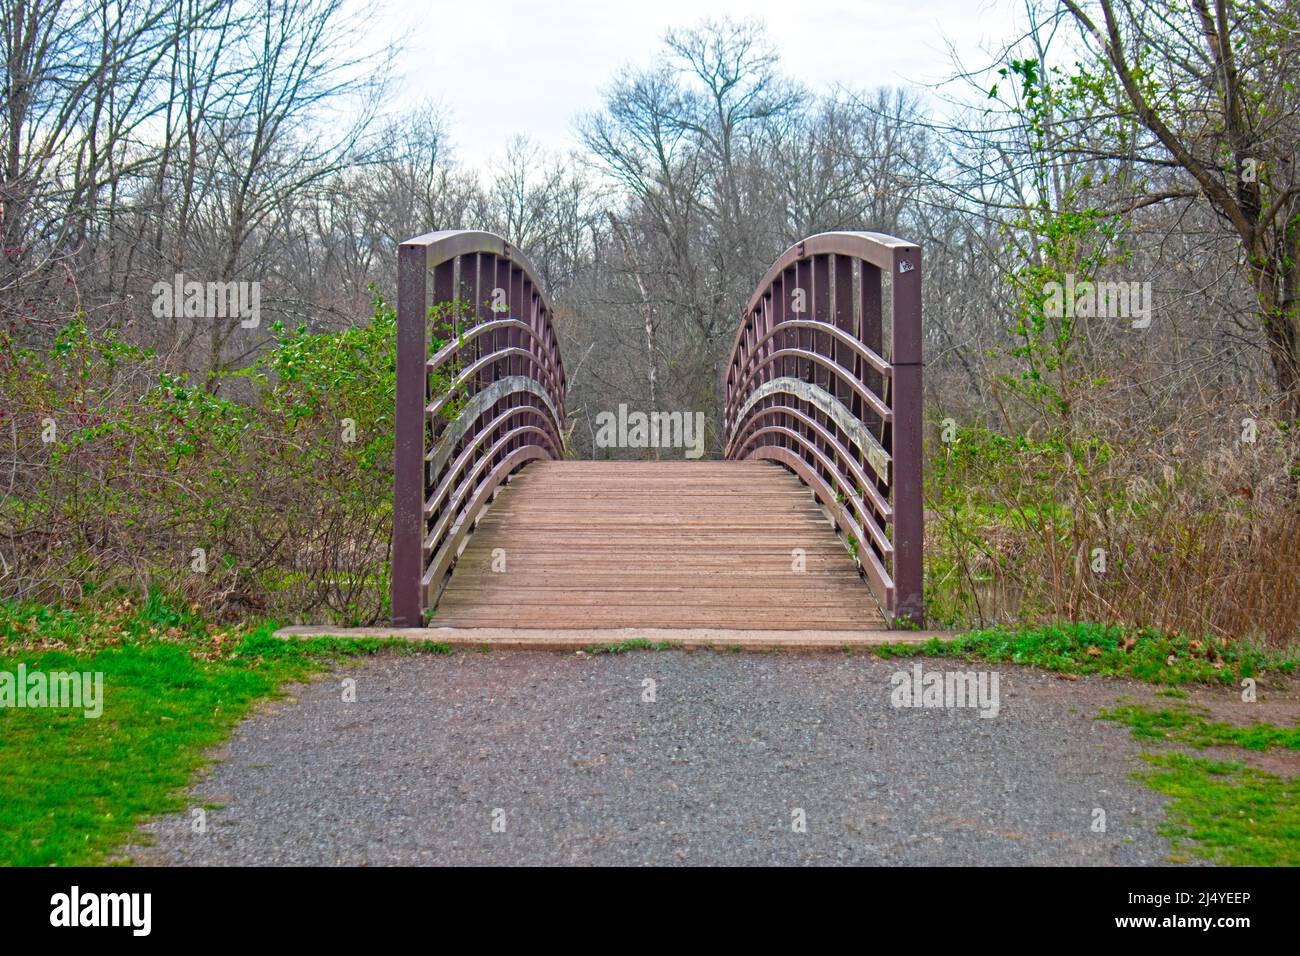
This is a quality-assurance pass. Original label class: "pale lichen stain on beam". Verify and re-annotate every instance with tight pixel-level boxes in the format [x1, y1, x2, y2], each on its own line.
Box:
[732, 377, 891, 482]
[426, 375, 563, 474]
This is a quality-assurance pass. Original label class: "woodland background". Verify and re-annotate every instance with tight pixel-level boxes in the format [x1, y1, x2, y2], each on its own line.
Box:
[2, 0, 1297, 644]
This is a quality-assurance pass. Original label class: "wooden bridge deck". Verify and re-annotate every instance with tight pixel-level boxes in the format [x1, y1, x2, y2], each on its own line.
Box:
[430, 460, 886, 630]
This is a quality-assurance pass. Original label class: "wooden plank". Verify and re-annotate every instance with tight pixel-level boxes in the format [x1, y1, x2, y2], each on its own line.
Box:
[434, 460, 886, 632]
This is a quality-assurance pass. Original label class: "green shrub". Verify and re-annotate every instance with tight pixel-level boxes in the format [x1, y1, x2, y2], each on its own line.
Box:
[0, 291, 400, 624]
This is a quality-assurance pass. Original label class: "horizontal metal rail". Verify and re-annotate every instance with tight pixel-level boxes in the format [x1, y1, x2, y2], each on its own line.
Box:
[392, 230, 567, 626]
[723, 231, 924, 626]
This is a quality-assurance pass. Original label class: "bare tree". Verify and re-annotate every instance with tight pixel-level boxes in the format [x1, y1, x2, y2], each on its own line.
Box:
[1059, 0, 1300, 412]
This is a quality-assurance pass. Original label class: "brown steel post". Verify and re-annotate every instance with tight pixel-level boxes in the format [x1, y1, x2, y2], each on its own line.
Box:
[811, 255, 830, 387]
[510, 268, 527, 453]
[428, 261, 456, 448]
[811, 254, 831, 462]
[772, 272, 788, 451]
[890, 246, 924, 627]
[392, 243, 428, 626]
[859, 261, 883, 436]
[831, 255, 854, 410]
[467, 254, 487, 395]
[792, 259, 813, 458]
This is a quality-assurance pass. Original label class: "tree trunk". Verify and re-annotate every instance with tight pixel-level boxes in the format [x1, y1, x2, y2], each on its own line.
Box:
[607, 212, 660, 459]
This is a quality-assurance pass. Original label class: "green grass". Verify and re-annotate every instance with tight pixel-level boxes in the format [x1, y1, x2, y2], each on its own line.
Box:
[582, 638, 675, 654]
[874, 622, 1297, 685]
[1132, 753, 1300, 866]
[1098, 704, 1300, 751]
[1099, 702, 1300, 865]
[0, 636, 313, 866]
[0, 595, 449, 866]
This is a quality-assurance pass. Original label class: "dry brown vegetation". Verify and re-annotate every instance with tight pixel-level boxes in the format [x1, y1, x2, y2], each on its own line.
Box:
[1, 3, 1296, 646]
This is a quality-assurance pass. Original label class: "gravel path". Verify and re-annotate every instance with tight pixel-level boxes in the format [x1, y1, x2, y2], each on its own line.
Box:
[131, 651, 1183, 865]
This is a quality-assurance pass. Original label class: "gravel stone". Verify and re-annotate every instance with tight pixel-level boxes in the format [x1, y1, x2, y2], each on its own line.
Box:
[131, 652, 1184, 866]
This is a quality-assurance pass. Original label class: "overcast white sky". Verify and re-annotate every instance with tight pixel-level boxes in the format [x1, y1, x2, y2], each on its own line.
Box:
[365, 0, 1024, 169]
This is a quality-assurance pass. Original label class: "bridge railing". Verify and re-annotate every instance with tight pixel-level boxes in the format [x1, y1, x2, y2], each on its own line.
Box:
[723, 232, 923, 626]
[392, 230, 566, 626]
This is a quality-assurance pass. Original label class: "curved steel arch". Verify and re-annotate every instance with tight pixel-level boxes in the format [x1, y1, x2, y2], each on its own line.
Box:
[723, 230, 924, 626]
[392, 230, 567, 625]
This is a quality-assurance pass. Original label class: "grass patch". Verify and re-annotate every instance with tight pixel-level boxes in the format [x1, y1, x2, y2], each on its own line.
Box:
[0, 594, 449, 866]
[1099, 704, 1300, 751]
[1132, 752, 1300, 866]
[1099, 702, 1299, 865]
[0, 634, 316, 866]
[242, 631, 453, 660]
[582, 639, 675, 654]
[874, 622, 1296, 685]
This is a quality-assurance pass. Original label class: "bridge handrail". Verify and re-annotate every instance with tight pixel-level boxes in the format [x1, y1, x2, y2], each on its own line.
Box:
[392, 230, 566, 626]
[723, 231, 923, 625]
